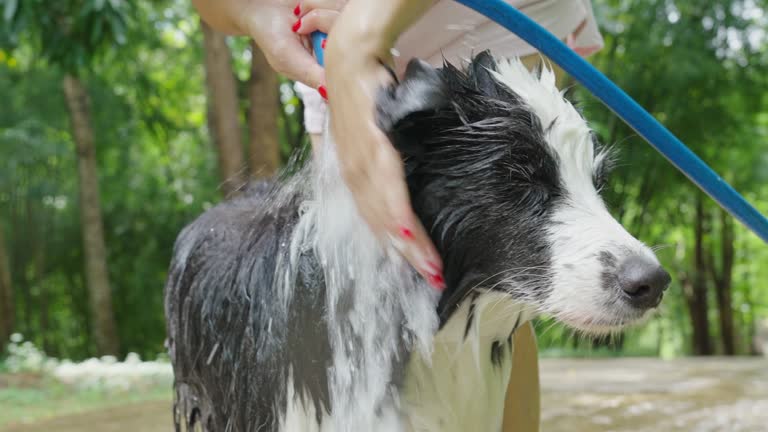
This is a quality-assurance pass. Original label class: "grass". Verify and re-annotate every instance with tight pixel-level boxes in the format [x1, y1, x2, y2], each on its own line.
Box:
[0, 373, 171, 428]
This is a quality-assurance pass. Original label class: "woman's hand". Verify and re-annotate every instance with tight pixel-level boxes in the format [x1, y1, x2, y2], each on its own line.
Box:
[194, 0, 444, 290]
[324, 0, 445, 290]
[192, 0, 341, 89]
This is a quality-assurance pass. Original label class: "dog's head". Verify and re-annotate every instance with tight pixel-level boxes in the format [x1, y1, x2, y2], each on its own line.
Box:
[378, 52, 670, 333]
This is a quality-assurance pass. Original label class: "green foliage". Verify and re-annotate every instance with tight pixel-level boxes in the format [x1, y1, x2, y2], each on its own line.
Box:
[555, 0, 768, 355]
[0, 0, 131, 72]
[0, 0, 314, 360]
[0, 1, 220, 359]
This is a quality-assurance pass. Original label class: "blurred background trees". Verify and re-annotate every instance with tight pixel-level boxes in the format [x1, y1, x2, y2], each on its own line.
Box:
[0, 0, 765, 360]
[562, 0, 768, 357]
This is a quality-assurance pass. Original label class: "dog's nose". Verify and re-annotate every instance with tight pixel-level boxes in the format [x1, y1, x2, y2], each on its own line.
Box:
[618, 255, 671, 309]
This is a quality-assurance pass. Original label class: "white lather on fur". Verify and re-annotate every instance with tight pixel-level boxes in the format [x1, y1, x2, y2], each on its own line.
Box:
[282, 133, 440, 432]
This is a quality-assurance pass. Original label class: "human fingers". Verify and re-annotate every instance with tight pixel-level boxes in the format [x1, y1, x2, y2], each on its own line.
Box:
[295, 0, 347, 16]
[379, 164, 446, 290]
[292, 9, 340, 36]
[340, 113, 445, 291]
[259, 26, 326, 88]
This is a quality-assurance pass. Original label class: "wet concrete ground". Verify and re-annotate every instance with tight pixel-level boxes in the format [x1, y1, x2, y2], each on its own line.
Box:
[540, 357, 768, 432]
[3, 357, 767, 432]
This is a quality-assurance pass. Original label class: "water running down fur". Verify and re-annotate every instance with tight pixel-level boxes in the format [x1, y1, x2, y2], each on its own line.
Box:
[164, 52, 670, 432]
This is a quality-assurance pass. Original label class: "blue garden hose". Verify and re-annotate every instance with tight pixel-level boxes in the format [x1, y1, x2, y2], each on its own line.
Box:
[310, 0, 768, 243]
[312, 33, 326, 67]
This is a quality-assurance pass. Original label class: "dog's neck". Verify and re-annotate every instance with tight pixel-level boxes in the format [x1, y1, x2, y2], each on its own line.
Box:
[400, 291, 534, 432]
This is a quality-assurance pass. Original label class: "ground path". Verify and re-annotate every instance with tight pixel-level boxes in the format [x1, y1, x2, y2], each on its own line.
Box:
[3, 357, 766, 432]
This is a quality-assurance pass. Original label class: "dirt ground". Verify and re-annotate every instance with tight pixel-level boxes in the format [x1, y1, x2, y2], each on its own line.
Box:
[2, 357, 767, 432]
[1, 401, 170, 432]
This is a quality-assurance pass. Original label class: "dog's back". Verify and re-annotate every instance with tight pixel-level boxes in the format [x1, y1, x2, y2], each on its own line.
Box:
[165, 181, 331, 431]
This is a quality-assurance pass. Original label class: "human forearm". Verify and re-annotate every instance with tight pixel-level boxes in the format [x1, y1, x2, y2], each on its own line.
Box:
[322, 0, 446, 290]
[191, 0, 257, 35]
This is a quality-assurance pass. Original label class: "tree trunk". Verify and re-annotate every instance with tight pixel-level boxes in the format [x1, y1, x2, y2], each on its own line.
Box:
[32, 228, 50, 354]
[201, 20, 246, 196]
[686, 193, 713, 355]
[38, 281, 52, 354]
[0, 224, 14, 345]
[713, 208, 736, 355]
[248, 41, 280, 178]
[62, 74, 120, 356]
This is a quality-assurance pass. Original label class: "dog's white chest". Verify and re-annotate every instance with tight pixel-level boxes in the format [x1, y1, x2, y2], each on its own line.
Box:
[280, 293, 530, 432]
[400, 293, 530, 432]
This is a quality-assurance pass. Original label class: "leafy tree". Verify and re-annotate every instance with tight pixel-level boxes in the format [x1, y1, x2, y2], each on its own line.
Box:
[573, 0, 768, 355]
[1, 0, 136, 355]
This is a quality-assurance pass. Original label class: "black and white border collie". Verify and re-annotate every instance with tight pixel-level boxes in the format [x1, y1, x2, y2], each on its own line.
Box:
[165, 52, 670, 432]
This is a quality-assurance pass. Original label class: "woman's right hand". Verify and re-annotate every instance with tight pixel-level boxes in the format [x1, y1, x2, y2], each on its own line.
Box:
[322, 0, 446, 290]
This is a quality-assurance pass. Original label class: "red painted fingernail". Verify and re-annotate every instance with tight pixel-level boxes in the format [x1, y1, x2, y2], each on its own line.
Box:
[428, 274, 446, 291]
[292, 19, 301, 32]
[321, 39, 327, 49]
[427, 260, 442, 273]
[318, 85, 328, 100]
[293, 4, 301, 16]
[400, 227, 414, 240]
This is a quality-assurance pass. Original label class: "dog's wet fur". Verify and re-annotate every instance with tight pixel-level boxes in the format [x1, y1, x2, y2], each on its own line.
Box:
[165, 52, 669, 432]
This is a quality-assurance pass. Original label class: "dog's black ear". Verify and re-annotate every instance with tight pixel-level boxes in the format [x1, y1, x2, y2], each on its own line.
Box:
[469, 51, 498, 93]
[377, 59, 449, 156]
[468, 50, 516, 101]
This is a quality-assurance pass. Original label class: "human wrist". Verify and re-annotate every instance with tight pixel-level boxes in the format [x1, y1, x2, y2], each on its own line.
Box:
[326, 0, 432, 60]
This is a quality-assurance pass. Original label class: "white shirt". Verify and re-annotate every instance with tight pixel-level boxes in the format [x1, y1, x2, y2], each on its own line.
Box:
[297, 0, 603, 134]
[396, 0, 603, 73]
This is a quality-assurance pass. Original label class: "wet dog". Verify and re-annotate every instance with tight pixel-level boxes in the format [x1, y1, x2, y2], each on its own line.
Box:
[164, 52, 670, 432]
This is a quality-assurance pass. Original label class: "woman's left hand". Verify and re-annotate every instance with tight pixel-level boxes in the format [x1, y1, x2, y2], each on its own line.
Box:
[192, 0, 345, 90]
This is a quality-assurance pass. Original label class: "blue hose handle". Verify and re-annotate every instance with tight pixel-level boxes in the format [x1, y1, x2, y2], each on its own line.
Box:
[309, 0, 768, 243]
[312, 32, 327, 66]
